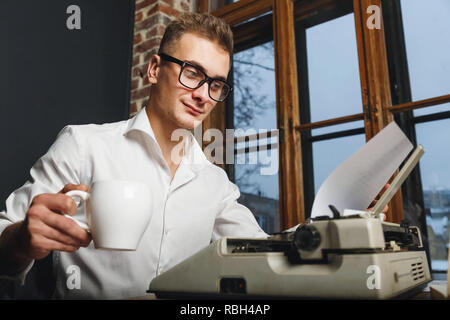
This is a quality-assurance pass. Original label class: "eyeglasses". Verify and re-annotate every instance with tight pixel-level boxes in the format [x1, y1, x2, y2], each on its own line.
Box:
[159, 53, 232, 102]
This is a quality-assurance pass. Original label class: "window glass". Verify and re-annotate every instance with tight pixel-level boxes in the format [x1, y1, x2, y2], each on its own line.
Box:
[413, 103, 450, 118]
[234, 148, 279, 234]
[233, 42, 276, 131]
[234, 148, 279, 231]
[415, 119, 450, 271]
[401, 0, 450, 102]
[305, 13, 363, 123]
[233, 41, 279, 233]
[311, 120, 365, 137]
[210, 0, 239, 12]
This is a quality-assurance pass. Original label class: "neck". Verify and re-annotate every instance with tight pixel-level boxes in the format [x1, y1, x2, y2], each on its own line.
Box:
[145, 105, 187, 178]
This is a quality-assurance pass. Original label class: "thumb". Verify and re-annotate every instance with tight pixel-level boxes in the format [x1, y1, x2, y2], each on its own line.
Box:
[59, 183, 89, 194]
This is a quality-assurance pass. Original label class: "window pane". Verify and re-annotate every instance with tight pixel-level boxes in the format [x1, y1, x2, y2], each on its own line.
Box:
[233, 42, 276, 130]
[312, 134, 366, 194]
[311, 120, 365, 136]
[401, 0, 450, 101]
[415, 119, 450, 271]
[413, 102, 450, 118]
[235, 149, 279, 233]
[233, 41, 279, 233]
[305, 13, 363, 122]
[209, 0, 238, 12]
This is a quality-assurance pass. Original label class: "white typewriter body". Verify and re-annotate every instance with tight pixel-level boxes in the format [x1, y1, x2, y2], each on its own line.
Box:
[149, 214, 431, 299]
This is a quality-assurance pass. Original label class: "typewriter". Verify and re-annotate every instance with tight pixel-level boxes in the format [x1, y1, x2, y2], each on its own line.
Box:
[148, 146, 431, 299]
[148, 213, 430, 299]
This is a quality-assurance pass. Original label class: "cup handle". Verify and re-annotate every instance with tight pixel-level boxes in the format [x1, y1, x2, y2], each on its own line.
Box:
[65, 190, 90, 232]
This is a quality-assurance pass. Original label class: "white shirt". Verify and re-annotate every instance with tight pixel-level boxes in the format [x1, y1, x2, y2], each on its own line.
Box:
[0, 107, 268, 299]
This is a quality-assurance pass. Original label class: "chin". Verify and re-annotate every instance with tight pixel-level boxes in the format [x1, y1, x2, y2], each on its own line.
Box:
[176, 114, 202, 131]
[178, 113, 205, 130]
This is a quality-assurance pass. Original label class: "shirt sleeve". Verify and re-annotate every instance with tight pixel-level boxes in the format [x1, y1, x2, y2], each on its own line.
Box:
[0, 125, 84, 282]
[0, 260, 35, 285]
[211, 180, 269, 241]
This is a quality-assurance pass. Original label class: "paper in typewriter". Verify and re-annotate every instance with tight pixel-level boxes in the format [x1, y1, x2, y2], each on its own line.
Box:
[311, 121, 413, 218]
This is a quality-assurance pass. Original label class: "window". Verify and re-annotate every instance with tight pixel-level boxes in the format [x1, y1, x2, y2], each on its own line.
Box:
[294, 4, 366, 214]
[305, 13, 362, 123]
[415, 120, 450, 272]
[232, 30, 279, 234]
[203, 0, 450, 276]
[383, 0, 450, 275]
[209, 0, 237, 12]
[400, 0, 450, 102]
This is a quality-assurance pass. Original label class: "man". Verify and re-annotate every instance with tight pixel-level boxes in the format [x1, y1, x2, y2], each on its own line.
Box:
[0, 13, 267, 299]
[0, 12, 386, 299]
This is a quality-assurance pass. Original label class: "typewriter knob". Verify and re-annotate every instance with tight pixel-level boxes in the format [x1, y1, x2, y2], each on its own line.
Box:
[293, 226, 321, 251]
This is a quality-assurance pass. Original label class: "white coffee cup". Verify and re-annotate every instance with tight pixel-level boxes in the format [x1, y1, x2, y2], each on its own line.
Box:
[65, 180, 153, 251]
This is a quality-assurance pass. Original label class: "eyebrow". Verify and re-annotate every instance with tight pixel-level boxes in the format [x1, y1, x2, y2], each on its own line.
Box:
[184, 59, 228, 82]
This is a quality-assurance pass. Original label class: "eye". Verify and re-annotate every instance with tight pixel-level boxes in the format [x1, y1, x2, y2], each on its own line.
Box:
[210, 81, 225, 91]
[184, 66, 202, 78]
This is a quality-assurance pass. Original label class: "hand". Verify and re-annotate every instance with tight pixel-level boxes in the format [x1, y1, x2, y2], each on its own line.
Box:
[18, 183, 92, 260]
[367, 183, 389, 214]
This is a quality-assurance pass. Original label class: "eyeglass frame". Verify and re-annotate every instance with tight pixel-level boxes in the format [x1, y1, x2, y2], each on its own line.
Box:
[158, 53, 233, 102]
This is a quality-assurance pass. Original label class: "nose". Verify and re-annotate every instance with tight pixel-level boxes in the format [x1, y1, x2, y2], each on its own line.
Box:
[191, 81, 210, 102]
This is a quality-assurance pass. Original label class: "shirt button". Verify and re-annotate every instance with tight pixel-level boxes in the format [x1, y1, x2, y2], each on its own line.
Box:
[164, 229, 169, 235]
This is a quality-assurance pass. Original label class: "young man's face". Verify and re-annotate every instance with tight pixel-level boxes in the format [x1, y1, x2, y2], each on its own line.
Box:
[148, 32, 231, 131]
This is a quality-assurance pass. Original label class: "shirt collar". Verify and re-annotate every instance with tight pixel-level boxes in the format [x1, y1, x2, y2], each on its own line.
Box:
[124, 107, 157, 142]
[169, 134, 210, 192]
[184, 133, 210, 170]
[124, 107, 211, 172]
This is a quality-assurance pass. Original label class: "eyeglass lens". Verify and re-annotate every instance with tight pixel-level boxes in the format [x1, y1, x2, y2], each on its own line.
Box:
[180, 65, 230, 101]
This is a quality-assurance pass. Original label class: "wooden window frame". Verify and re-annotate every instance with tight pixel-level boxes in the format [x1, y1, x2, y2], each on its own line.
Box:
[201, 0, 305, 230]
[198, 0, 449, 231]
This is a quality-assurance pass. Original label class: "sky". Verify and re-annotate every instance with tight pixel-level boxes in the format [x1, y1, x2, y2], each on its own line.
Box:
[401, 0, 450, 191]
[232, 0, 450, 201]
[233, 42, 279, 200]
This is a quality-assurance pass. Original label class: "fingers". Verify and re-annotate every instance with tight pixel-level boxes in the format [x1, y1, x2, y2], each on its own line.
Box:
[59, 183, 88, 194]
[32, 193, 78, 216]
[27, 204, 91, 247]
[28, 217, 90, 248]
[58, 183, 89, 216]
[28, 233, 80, 255]
[33, 182, 89, 216]
[19, 184, 92, 260]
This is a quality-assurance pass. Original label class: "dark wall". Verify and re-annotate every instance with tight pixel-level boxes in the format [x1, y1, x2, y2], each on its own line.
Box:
[0, 0, 135, 209]
[0, 0, 135, 299]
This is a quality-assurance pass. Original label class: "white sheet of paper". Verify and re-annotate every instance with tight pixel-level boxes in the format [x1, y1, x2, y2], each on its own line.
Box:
[311, 122, 413, 218]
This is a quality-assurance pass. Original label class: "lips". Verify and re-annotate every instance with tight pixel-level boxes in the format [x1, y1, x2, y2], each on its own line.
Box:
[183, 102, 203, 116]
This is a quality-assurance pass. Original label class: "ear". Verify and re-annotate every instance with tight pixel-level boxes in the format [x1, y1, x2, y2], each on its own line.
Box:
[147, 54, 161, 84]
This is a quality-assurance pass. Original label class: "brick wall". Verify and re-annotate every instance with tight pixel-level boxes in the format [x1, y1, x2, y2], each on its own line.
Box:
[130, 0, 195, 117]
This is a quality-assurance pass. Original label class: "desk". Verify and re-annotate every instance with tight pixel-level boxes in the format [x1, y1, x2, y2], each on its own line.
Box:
[411, 280, 448, 300]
